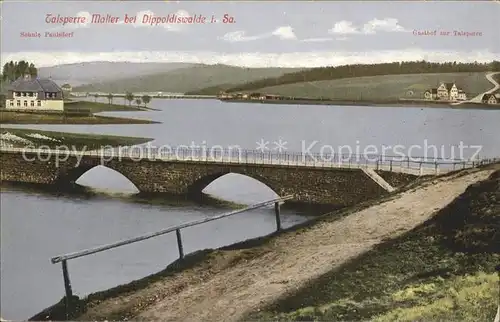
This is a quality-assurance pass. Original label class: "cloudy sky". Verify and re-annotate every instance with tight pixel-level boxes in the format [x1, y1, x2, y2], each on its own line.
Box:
[1, 1, 499, 67]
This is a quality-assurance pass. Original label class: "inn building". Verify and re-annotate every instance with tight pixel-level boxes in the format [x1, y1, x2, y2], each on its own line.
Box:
[424, 82, 467, 101]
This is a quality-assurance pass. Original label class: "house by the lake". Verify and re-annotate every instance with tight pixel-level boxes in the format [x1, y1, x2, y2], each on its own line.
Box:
[481, 93, 500, 105]
[4, 76, 64, 111]
[457, 89, 467, 101]
[425, 82, 467, 101]
[424, 88, 438, 100]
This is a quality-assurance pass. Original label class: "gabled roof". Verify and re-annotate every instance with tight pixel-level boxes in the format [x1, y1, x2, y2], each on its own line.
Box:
[7, 77, 62, 93]
[443, 83, 455, 91]
[482, 93, 496, 100]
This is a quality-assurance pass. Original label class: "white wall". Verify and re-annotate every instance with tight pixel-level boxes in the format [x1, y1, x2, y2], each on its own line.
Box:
[5, 97, 64, 111]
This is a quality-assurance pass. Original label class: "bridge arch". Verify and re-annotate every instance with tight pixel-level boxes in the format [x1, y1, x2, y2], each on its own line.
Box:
[56, 164, 140, 192]
[187, 171, 280, 197]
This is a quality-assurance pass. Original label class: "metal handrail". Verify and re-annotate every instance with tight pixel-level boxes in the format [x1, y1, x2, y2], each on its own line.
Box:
[51, 195, 292, 264]
[49, 195, 292, 309]
[2, 145, 497, 177]
[0, 146, 491, 164]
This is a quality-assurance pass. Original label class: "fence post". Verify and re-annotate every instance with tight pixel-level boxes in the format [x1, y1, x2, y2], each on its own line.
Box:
[61, 259, 73, 318]
[175, 229, 184, 259]
[434, 160, 438, 175]
[419, 162, 423, 176]
[390, 160, 393, 172]
[61, 260, 73, 319]
[407, 156, 410, 168]
[274, 202, 282, 231]
[494, 264, 500, 322]
[462, 161, 466, 169]
[61, 260, 73, 298]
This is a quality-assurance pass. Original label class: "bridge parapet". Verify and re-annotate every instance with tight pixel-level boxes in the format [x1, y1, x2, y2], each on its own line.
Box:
[1, 146, 498, 205]
[0, 146, 495, 176]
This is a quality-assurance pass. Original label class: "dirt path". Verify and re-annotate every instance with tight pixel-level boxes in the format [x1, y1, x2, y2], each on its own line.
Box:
[79, 167, 496, 321]
[462, 71, 500, 104]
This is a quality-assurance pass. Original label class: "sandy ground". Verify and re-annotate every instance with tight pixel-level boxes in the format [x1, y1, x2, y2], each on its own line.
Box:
[78, 166, 497, 321]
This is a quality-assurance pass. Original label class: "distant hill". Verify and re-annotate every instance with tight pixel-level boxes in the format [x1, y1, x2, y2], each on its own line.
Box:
[38, 61, 197, 86]
[73, 64, 303, 94]
[252, 72, 493, 101]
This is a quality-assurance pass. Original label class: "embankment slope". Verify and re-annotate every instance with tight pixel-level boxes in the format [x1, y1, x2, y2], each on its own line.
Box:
[51, 164, 498, 321]
[257, 166, 499, 321]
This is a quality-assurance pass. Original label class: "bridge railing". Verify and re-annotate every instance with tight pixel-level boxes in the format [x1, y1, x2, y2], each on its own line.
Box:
[49, 195, 292, 317]
[1, 145, 497, 175]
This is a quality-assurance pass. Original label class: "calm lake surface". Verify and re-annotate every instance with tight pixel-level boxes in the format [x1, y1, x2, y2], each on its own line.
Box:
[1, 99, 499, 320]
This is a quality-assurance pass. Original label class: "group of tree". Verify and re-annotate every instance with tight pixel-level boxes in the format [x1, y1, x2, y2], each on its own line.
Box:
[1, 60, 38, 82]
[124, 92, 151, 107]
[224, 60, 500, 93]
[90, 92, 152, 107]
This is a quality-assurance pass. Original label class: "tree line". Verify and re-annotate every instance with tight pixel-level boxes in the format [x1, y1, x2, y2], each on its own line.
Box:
[225, 60, 500, 93]
[1, 60, 38, 82]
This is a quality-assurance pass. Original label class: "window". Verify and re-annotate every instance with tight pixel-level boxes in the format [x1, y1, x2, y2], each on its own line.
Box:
[16, 100, 21, 107]
[15, 92, 20, 97]
[9, 100, 14, 107]
[24, 100, 28, 107]
[28, 92, 33, 97]
[37, 100, 41, 107]
[30, 101, 35, 107]
[22, 92, 26, 97]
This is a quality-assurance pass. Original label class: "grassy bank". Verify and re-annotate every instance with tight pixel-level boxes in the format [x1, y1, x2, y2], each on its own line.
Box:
[224, 62, 499, 93]
[64, 100, 147, 113]
[0, 111, 158, 124]
[242, 72, 494, 102]
[1, 128, 153, 150]
[249, 170, 500, 321]
[0, 101, 159, 124]
[220, 97, 500, 110]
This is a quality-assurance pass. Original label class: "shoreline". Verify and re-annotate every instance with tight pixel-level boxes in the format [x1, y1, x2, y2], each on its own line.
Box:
[0, 100, 160, 124]
[0, 111, 160, 124]
[0, 127, 154, 149]
[219, 98, 500, 110]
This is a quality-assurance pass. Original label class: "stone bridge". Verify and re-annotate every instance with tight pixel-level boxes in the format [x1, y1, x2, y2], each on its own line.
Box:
[0, 147, 491, 207]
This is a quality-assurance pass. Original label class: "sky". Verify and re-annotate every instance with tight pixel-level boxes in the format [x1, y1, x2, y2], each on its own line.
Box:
[1, 0, 499, 68]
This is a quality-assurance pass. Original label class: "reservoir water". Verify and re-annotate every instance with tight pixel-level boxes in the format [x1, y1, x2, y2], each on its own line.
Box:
[1, 99, 499, 320]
